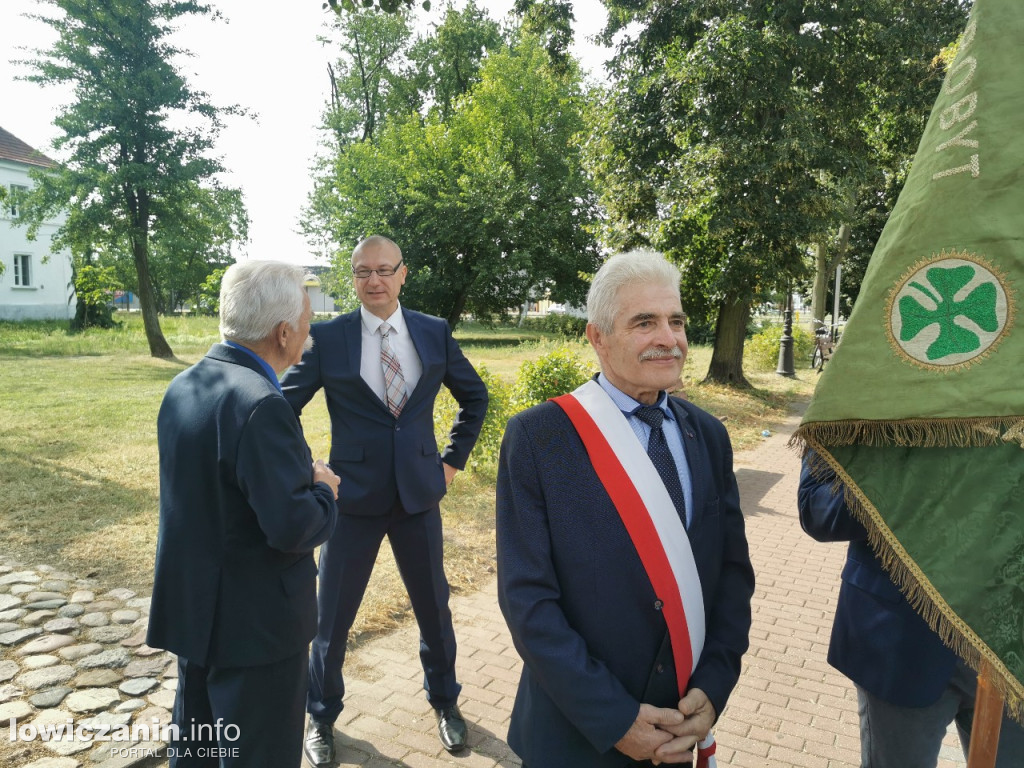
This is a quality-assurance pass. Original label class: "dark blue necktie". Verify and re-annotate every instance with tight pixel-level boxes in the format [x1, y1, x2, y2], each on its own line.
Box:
[634, 405, 687, 521]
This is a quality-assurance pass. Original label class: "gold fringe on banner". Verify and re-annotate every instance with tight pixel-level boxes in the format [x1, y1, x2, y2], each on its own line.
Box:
[789, 417, 1024, 451]
[801, 442, 1024, 726]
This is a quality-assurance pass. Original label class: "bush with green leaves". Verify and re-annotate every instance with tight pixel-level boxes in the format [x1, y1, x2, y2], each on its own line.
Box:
[71, 264, 120, 330]
[514, 344, 594, 409]
[433, 365, 515, 475]
[539, 312, 586, 338]
[744, 323, 816, 370]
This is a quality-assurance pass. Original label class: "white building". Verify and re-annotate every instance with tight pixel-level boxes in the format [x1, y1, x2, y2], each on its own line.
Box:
[0, 126, 74, 321]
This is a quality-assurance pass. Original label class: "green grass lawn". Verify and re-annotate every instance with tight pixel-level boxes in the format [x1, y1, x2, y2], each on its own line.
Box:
[0, 313, 816, 641]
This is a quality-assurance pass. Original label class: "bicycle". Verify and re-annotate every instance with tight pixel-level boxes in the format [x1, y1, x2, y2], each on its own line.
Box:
[811, 321, 838, 373]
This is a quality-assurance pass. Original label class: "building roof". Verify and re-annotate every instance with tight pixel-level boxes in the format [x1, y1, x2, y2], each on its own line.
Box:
[0, 125, 56, 168]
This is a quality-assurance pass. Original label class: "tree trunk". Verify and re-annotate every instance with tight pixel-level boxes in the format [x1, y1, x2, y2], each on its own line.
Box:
[704, 296, 751, 388]
[811, 240, 828, 324]
[445, 289, 470, 330]
[811, 192, 856, 326]
[132, 232, 174, 359]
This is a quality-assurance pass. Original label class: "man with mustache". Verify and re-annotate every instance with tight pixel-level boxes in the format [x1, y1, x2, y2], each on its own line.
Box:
[496, 249, 754, 767]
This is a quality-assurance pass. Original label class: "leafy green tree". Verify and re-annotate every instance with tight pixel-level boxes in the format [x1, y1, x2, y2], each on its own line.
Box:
[195, 266, 228, 317]
[326, 0, 429, 15]
[71, 262, 120, 330]
[407, 1, 502, 121]
[17, 0, 246, 358]
[148, 185, 248, 313]
[591, 0, 969, 386]
[804, 2, 969, 325]
[306, 31, 599, 327]
[513, 0, 575, 73]
[323, 5, 415, 144]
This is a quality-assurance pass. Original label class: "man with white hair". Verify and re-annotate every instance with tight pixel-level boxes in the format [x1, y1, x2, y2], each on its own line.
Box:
[497, 250, 754, 767]
[148, 260, 340, 768]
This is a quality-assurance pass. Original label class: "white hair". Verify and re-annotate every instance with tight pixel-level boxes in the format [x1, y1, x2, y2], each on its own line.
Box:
[219, 261, 307, 344]
[587, 249, 682, 333]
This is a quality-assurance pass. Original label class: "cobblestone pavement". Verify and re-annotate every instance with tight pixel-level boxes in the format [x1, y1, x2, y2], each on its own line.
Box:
[0, 566, 174, 768]
[0, 405, 968, 767]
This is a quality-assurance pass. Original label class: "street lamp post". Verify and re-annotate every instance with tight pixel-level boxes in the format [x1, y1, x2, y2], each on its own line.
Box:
[776, 292, 795, 377]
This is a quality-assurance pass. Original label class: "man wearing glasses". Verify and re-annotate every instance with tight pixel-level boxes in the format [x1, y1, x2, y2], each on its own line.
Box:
[281, 236, 489, 765]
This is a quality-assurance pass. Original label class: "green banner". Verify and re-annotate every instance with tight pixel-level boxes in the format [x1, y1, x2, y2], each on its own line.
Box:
[796, 0, 1024, 721]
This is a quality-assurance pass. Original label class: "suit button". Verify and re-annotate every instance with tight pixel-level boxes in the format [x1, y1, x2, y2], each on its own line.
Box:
[395, 426, 400, 431]
[654, 600, 663, 611]
[656, 663, 665, 674]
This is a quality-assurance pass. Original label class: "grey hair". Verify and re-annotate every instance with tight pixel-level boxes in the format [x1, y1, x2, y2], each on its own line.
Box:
[219, 261, 307, 344]
[351, 235, 402, 264]
[587, 249, 682, 333]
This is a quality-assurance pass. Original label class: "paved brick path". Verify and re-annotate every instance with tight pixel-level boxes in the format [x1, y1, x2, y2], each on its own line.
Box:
[336, 406, 968, 767]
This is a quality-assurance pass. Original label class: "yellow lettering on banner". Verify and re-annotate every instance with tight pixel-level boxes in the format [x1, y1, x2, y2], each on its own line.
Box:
[930, 15, 980, 183]
[932, 153, 979, 181]
[940, 93, 978, 130]
[935, 120, 979, 153]
[945, 56, 977, 95]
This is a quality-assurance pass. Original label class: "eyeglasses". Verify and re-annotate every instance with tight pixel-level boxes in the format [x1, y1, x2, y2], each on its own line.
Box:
[353, 260, 404, 279]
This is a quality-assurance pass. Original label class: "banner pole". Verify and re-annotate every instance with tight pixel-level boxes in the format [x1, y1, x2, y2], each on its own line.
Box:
[966, 660, 1003, 768]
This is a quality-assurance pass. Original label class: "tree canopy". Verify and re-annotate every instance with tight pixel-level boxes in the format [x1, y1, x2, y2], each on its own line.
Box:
[590, 0, 971, 385]
[17, 0, 248, 356]
[305, 5, 599, 327]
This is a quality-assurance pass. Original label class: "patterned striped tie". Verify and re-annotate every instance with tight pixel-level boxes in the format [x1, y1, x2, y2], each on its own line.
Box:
[379, 322, 408, 417]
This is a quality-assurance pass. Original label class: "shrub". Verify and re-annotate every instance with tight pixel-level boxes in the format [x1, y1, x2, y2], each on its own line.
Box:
[744, 323, 816, 371]
[71, 264, 120, 331]
[434, 365, 515, 475]
[514, 344, 594, 409]
[540, 312, 587, 338]
[517, 313, 587, 338]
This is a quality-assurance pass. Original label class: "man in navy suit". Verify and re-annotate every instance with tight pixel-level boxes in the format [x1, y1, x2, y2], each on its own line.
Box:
[798, 456, 1024, 767]
[149, 261, 340, 768]
[281, 235, 488, 764]
[496, 250, 754, 767]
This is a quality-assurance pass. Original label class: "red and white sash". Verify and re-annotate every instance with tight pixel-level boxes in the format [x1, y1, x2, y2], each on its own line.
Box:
[553, 380, 717, 768]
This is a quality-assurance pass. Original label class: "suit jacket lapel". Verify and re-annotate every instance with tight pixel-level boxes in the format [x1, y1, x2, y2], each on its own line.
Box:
[669, 397, 705, 531]
[343, 310, 390, 414]
[402, 309, 432, 408]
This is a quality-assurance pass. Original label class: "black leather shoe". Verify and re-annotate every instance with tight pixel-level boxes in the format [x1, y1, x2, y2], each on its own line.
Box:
[303, 720, 335, 767]
[435, 704, 468, 753]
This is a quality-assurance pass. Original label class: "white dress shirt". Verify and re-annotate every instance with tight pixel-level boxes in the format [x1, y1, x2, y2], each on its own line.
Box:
[359, 304, 423, 404]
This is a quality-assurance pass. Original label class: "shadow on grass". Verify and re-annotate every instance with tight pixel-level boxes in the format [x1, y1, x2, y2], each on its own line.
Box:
[0, 443, 159, 590]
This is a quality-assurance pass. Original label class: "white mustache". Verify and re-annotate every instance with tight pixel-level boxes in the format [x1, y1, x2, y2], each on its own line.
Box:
[639, 346, 682, 361]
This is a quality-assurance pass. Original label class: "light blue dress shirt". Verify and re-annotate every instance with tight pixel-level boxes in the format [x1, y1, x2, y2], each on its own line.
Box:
[225, 340, 281, 393]
[596, 373, 693, 527]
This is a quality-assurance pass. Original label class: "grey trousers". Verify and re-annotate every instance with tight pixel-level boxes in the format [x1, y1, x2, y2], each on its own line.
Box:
[857, 659, 1024, 768]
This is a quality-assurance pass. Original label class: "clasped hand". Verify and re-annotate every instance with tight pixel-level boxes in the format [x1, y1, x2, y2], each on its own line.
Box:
[312, 459, 340, 499]
[614, 689, 716, 765]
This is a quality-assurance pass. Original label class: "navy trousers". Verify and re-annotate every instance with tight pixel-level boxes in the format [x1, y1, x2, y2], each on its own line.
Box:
[170, 650, 308, 768]
[307, 501, 460, 724]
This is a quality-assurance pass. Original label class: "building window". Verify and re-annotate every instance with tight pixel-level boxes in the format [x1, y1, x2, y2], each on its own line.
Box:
[14, 254, 31, 287]
[8, 184, 28, 218]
